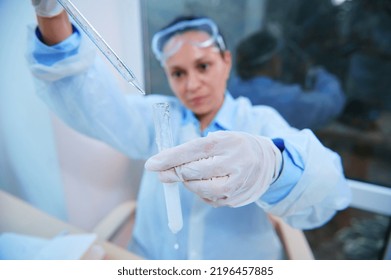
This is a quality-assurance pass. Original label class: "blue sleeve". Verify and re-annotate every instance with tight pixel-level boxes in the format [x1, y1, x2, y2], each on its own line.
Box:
[260, 139, 303, 204]
[33, 25, 81, 66]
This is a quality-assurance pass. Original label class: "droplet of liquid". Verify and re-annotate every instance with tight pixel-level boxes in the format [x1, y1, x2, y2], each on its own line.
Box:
[174, 243, 179, 250]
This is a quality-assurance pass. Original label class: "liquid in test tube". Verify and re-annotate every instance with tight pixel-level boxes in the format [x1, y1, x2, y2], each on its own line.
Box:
[153, 103, 183, 234]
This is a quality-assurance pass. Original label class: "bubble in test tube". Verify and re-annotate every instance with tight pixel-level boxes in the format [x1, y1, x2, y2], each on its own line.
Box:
[152, 103, 183, 234]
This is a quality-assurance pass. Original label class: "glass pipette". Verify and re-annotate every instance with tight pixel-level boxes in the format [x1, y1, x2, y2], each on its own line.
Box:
[57, 0, 145, 94]
[153, 103, 183, 234]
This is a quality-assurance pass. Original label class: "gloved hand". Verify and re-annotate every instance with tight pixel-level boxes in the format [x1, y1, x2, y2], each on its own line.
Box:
[145, 131, 283, 207]
[31, 0, 64, 17]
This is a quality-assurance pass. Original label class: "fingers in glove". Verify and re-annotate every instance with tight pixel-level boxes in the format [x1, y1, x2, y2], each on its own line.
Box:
[183, 175, 236, 201]
[145, 132, 227, 171]
[157, 156, 230, 183]
[32, 0, 64, 18]
[214, 191, 255, 208]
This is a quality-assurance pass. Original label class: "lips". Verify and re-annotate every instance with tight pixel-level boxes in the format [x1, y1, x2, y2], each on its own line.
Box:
[190, 95, 207, 106]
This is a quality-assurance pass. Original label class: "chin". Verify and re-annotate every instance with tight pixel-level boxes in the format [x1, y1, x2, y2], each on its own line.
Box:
[191, 105, 209, 115]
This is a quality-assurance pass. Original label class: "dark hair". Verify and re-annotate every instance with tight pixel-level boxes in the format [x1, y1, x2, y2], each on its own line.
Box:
[236, 29, 282, 80]
[160, 15, 204, 30]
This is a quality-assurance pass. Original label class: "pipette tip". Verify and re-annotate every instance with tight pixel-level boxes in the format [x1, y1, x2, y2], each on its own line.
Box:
[130, 79, 145, 95]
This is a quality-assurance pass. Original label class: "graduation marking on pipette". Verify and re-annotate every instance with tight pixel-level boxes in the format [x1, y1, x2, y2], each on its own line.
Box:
[57, 0, 145, 94]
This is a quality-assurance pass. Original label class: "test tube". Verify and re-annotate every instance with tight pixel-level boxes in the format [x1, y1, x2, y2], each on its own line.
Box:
[153, 103, 183, 234]
[57, 0, 145, 94]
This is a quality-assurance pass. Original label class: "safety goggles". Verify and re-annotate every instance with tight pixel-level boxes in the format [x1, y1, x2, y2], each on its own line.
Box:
[152, 18, 226, 64]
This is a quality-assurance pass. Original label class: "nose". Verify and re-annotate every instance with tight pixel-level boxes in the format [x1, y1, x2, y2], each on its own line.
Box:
[186, 71, 202, 92]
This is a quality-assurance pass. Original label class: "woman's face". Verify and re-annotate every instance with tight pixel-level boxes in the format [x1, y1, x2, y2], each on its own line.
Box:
[162, 31, 232, 130]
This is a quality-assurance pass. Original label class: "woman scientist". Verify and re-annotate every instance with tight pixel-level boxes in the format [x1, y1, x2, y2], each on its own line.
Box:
[27, 1, 351, 259]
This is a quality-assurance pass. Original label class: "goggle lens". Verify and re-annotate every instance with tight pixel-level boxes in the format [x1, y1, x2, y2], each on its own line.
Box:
[152, 18, 226, 63]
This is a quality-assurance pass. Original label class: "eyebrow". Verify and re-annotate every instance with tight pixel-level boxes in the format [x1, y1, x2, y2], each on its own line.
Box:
[166, 48, 219, 70]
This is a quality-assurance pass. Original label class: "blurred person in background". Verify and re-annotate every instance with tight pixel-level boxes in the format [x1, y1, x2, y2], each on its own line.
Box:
[228, 28, 346, 130]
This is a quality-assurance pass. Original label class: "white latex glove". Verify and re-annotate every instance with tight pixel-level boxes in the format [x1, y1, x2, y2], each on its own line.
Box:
[31, 0, 64, 17]
[145, 131, 283, 207]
